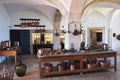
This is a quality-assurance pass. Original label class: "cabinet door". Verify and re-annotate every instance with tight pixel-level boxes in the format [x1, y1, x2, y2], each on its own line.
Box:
[20, 30, 30, 55]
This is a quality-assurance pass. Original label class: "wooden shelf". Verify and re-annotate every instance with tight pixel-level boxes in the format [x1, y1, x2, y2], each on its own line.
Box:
[14, 18, 45, 27]
[20, 18, 40, 21]
[41, 65, 115, 77]
[39, 51, 117, 78]
[14, 25, 45, 27]
[82, 66, 115, 72]
[42, 69, 81, 77]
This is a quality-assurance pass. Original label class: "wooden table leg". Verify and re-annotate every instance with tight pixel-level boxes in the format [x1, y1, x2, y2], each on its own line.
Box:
[80, 60, 83, 75]
[39, 60, 42, 78]
[6, 56, 8, 65]
[15, 55, 17, 65]
[114, 54, 117, 71]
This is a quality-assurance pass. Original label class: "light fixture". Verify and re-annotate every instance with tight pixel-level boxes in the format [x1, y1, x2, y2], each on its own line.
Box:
[72, 24, 79, 35]
[61, 24, 71, 34]
[71, 22, 83, 36]
[54, 30, 59, 36]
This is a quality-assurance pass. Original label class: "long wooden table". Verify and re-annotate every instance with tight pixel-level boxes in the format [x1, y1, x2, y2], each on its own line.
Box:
[0, 50, 17, 64]
[39, 51, 117, 77]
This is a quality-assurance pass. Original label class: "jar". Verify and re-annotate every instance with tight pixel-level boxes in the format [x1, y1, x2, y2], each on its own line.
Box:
[15, 61, 27, 77]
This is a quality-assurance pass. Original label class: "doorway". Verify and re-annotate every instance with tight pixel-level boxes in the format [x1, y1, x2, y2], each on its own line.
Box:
[10, 30, 30, 55]
[87, 27, 104, 49]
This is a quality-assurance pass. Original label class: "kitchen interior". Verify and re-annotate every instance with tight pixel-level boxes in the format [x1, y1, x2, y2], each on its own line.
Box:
[0, 0, 120, 79]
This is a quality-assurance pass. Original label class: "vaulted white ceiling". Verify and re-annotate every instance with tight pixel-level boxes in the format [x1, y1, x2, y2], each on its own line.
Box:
[0, 0, 120, 23]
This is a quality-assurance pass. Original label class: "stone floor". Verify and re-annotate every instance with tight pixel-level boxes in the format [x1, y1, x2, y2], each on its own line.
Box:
[1, 55, 120, 80]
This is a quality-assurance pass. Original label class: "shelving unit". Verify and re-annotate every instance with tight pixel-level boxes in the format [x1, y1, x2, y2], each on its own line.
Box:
[39, 51, 117, 78]
[14, 18, 45, 27]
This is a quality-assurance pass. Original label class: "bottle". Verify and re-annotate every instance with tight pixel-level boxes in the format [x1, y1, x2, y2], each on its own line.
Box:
[15, 61, 27, 77]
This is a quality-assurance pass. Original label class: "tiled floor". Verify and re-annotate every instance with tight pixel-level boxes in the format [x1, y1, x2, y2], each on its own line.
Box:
[2, 55, 120, 80]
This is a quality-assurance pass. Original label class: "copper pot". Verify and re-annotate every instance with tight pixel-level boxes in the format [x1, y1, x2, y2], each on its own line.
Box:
[57, 64, 64, 71]
[70, 64, 75, 70]
[44, 63, 53, 72]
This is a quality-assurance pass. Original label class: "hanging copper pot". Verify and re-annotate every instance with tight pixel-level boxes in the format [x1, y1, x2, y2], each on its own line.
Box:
[55, 30, 59, 36]
[117, 34, 120, 40]
[79, 29, 82, 34]
[72, 24, 79, 35]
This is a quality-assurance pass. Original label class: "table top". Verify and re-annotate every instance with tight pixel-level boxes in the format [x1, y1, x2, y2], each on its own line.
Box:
[0, 50, 16, 56]
[39, 50, 116, 58]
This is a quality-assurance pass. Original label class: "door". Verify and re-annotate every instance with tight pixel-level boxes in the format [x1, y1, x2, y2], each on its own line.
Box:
[20, 30, 30, 55]
[87, 27, 104, 49]
[10, 30, 30, 55]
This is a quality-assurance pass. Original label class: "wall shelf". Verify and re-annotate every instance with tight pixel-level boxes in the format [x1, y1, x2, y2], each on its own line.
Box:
[14, 18, 45, 27]
[14, 25, 45, 27]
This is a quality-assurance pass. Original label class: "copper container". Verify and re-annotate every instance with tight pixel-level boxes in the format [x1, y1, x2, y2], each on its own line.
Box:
[70, 64, 75, 70]
[87, 64, 96, 69]
[74, 60, 80, 69]
[13, 41, 19, 47]
[100, 62, 110, 68]
[1, 41, 7, 49]
[44, 63, 53, 72]
[75, 63, 80, 69]
[57, 64, 64, 71]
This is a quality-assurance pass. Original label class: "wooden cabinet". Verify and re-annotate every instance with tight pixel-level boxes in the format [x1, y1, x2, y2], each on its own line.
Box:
[39, 51, 117, 78]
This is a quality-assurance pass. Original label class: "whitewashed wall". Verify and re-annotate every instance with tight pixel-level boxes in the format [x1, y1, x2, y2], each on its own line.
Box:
[0, 4, 10, 63]
[65, 10, 109, 49]
[83, 11, 108, 47]
[111, 10, 120, 52]
[4, 4, 55, 30]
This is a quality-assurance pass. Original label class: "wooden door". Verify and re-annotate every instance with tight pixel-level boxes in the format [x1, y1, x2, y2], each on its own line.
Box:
[10, 30, 30, 55]
[19, 30, 30, 55]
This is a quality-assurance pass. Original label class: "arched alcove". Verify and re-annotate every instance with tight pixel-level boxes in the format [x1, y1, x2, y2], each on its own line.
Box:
[83, 11, 107, 47]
